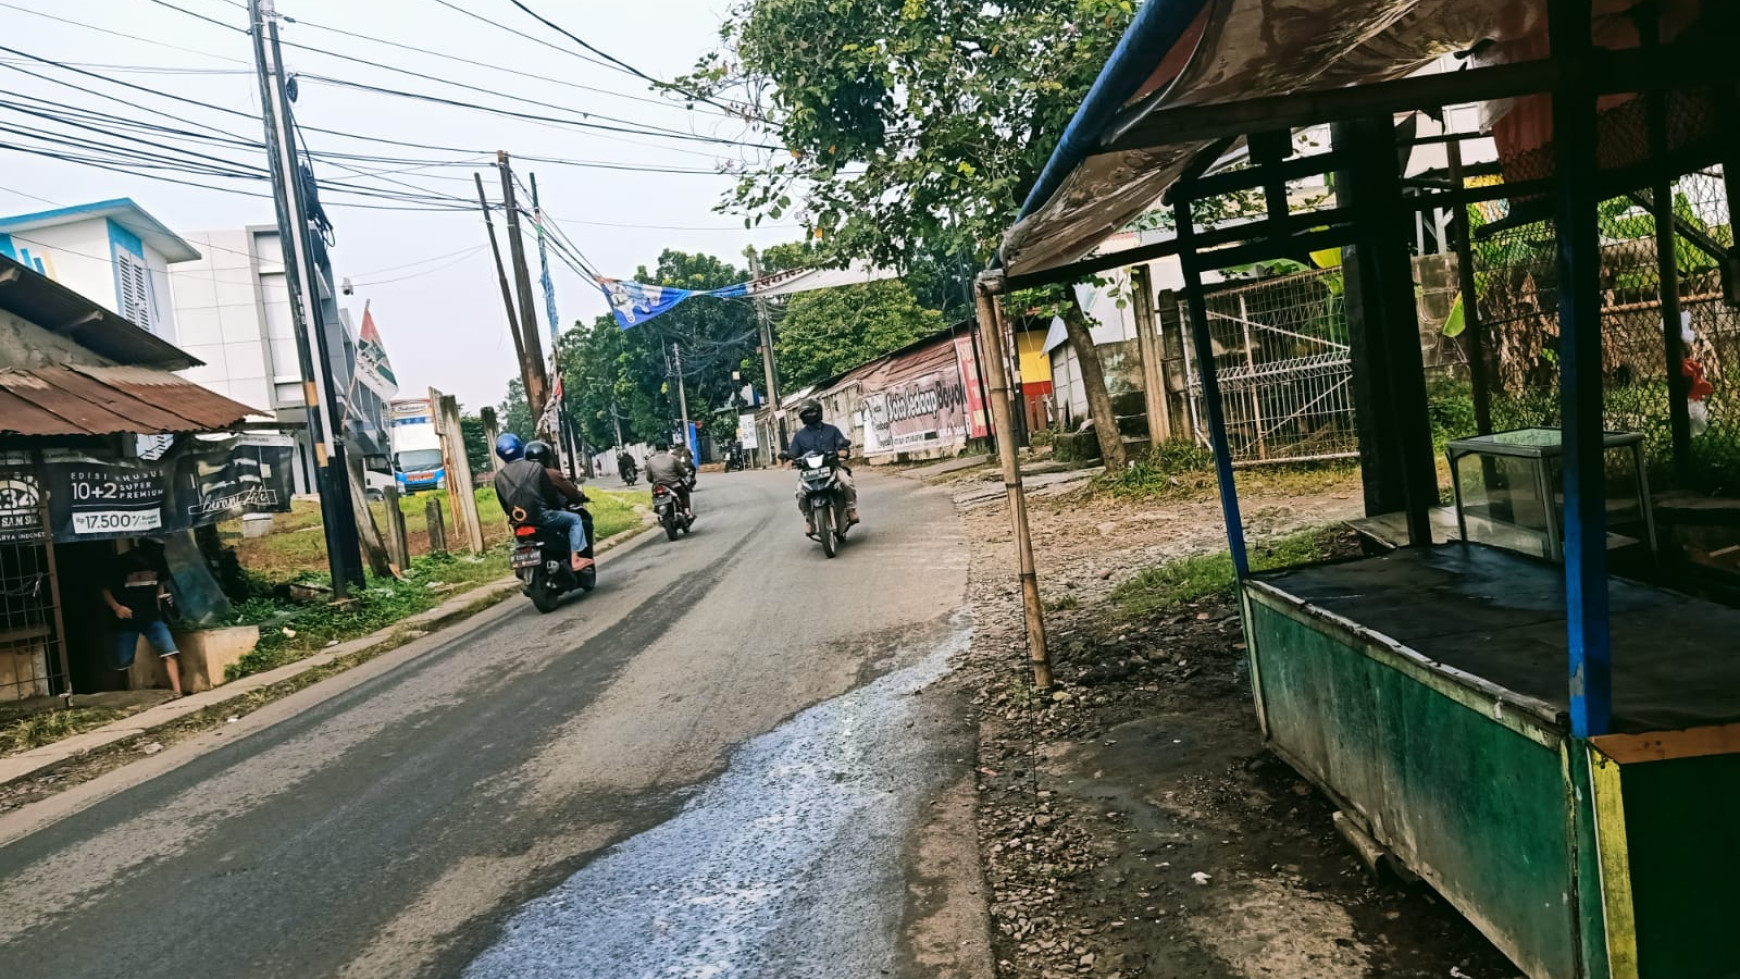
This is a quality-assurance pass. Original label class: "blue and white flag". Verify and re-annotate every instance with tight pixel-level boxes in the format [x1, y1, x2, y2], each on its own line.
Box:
[601, 262, 899, 330]
[600, 278, 692, 329]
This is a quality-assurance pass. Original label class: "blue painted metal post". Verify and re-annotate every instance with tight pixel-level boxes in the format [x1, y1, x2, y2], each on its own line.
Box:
[1173, 197, 1251, 577]
[1550, 0, 1613, 737]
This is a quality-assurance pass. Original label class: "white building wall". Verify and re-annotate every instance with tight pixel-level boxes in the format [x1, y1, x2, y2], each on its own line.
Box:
[170, 228, 276, 415]
[5, 222, 118, 315]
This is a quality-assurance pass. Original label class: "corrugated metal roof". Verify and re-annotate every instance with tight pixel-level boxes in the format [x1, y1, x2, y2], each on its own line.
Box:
[0, 254, 198, 370]
[0, 364, 257, 437]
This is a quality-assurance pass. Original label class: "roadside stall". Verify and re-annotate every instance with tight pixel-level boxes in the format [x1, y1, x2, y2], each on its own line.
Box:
[995, 2, 1740, 977]
[0, 253, 291, 701]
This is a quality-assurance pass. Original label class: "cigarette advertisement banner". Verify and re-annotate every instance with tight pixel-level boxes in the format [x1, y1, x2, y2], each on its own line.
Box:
[881, 368, 971, 449]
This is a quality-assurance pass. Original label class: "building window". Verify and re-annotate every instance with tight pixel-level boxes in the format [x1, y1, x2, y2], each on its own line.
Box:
[116, 250, 153, 330]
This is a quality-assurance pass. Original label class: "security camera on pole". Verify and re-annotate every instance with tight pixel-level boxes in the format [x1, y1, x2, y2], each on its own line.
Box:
[246, 0, 364, 595]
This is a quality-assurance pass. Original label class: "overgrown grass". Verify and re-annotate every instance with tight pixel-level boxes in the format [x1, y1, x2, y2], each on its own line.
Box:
[1110, 526, 1345, 619]
[0, 706, 128, 755]
[1092, 442, 1217, 499]
[1092, 442, 1359, 500]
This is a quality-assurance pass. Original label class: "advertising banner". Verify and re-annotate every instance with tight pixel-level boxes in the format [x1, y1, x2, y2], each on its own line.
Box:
[36, 437, 294, 544]
[953, 335, 990, 439]
[883, 368, 970, 448]
[0, 469, 46, 544]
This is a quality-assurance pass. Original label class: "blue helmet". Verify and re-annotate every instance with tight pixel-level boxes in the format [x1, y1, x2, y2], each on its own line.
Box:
[495, 432, 525, 463]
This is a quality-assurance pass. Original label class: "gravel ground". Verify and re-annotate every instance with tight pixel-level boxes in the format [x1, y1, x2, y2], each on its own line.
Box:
[949, 473, 1526, 979]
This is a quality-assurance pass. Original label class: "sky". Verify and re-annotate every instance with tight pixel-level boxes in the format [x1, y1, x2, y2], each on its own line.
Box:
[1, 0, 799, 410]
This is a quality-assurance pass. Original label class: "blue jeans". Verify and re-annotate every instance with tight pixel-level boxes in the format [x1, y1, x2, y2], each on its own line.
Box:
[539, 509, 586, 556]
[113, 620, 177, 670]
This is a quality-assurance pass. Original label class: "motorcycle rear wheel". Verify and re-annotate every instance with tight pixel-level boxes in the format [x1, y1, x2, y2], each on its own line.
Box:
[528, 568, 561, 613]
[662, 511, 680, 541]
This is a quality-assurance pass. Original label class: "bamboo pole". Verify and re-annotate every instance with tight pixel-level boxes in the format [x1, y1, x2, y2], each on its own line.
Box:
[976, 271, 1051, 690]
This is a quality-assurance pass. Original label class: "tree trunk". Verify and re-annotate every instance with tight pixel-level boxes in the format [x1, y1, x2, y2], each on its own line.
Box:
[1062, 292, 1127, 469]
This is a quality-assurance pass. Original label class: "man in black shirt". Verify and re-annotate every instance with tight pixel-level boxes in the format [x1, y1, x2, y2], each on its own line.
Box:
[102, 538, 184, 697]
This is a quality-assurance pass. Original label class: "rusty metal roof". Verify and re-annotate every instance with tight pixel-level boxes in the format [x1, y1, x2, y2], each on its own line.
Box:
[0, 364, 258, 437]
[0, 254, 197, 370]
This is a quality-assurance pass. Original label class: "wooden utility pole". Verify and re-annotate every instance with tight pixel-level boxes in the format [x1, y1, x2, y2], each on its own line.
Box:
[431, 388, 485, 553]
[480, 406, 502, 473]
[425, 499, 447, 556]
[1129, 264, 1172, 444]
[474, 173, 531, 415]
[976, 271, 1051, 690]
[344, 452, 395, 579]
[381, 486, 411, 571]
[498, 152, 549, 419]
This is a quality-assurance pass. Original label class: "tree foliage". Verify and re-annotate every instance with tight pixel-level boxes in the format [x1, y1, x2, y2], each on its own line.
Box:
[682, 0, 1136, 268]
[775, 280, 943, 390]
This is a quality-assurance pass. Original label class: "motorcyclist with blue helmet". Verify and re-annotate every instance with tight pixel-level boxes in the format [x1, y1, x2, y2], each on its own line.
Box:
[494, 433, 592, 572]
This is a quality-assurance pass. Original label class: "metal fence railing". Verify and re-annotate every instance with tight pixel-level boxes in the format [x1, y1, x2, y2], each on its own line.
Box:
[1463, 166, 1740, 493]
[1179, 268, 1359, 465]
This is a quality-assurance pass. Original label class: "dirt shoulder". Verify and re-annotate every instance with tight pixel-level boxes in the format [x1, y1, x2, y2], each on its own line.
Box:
[950, 471, 1523, 979]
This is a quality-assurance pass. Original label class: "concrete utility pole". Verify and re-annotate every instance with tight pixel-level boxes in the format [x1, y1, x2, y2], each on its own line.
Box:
[247, 0, 363, 595]
[671, 342, 692, 456]
[745, 246, 786, 456]
[976, 271, 1051, 690]
[498, 152, 549, 422]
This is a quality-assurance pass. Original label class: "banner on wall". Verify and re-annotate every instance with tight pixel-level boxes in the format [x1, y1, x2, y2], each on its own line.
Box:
[953, 335, 990, 439]
[34, 437, 295, 544]
[882, 369, 971, 448]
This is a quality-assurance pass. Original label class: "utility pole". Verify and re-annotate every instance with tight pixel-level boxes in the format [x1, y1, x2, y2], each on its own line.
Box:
[475, 173, 530, 407]
[247, 0, 363, 595]
[671, 341, 692, 457]
[498, 152, 549, 422]
[745, 246, 785, 455]
[528, 173, 586, 478]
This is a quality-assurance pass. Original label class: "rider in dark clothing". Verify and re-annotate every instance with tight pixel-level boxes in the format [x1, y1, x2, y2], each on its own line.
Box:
[616, 450, 637, 481]
[786, 398, 858, 530]
[494, 435, 592, 571]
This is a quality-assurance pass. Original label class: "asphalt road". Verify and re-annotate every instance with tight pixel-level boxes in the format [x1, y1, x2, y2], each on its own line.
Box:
[0, 468, 988, 979]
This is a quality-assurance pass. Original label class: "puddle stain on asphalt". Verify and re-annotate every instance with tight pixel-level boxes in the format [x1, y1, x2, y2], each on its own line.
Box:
[463, 615, 971, 979]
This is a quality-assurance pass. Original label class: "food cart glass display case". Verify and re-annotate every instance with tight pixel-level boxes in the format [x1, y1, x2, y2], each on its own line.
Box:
[1447, 428, 1658, 561]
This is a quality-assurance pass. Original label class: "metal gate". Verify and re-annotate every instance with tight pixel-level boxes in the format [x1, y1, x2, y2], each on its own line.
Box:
[1179, 268, 1358, 465]
[0, 466, 67, 703]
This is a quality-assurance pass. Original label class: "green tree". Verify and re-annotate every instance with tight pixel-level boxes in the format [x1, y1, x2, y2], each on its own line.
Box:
[459, 410, 490, 473]
[776, 280, 942, 389]
[498, 379, 534, 441]
[684, 0, 1135, 465]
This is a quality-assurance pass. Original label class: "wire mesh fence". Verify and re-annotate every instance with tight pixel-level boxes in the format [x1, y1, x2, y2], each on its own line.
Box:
[1460, 166, 1740, 494]
[1178, 268, 1358, 465]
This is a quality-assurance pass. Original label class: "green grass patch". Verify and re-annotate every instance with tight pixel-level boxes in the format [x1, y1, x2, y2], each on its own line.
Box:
[1092, 442, 1217, 499]
[1110, 526, 1343, 619]
[0, 706, 128, 756]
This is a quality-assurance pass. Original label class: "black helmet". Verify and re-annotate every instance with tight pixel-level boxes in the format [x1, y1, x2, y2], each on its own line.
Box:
[524, 440, 557, 466]
[798, 398, 823, 424]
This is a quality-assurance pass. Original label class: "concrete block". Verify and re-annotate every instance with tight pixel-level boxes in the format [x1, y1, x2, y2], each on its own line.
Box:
[128, 625, 260, 694]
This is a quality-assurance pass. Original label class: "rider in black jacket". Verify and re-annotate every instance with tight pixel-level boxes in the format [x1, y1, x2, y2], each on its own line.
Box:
[787, 399, 858, 531]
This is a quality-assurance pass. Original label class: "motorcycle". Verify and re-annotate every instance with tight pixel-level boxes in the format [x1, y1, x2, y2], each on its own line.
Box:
[725, 450, 746, 472]
[510, 504, 597, 613]
[620, 464, 639, 486]
[789, 450, 850, 558]
[651, 483, 694, 541]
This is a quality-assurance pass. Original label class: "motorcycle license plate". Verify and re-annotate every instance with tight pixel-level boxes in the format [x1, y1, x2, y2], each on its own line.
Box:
[511, 546, 542, 569]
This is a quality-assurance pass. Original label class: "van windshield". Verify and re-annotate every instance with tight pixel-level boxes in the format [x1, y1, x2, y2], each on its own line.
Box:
[395, 449, 444, 472]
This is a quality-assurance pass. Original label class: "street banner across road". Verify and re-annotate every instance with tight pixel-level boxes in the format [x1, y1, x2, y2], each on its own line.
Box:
[600, 262, 899, 330]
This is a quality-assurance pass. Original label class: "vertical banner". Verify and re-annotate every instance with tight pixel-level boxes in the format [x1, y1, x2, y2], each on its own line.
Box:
[954, 335, 990, 439]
